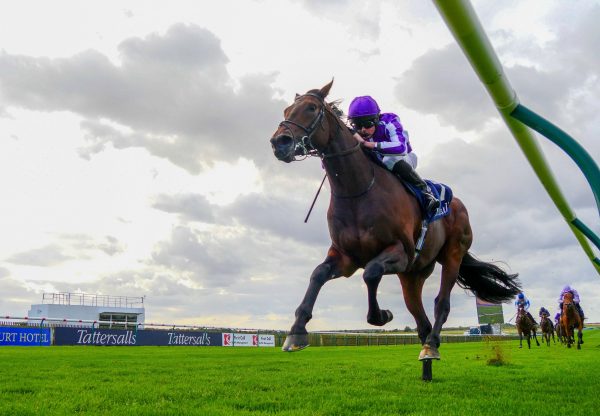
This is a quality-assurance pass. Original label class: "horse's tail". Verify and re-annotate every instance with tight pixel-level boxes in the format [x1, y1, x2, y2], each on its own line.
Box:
[457, 252, 521, 303]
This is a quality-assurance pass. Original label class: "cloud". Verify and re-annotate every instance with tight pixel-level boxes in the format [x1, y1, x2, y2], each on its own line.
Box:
[297, 0, 382, 41]
[396, 2, 600, 135]
[5, 235, 124, 266]
[0, 23, 286, 173]
[394, 44, 496, 131]
[150, 225, 247, 287]
[151, 193, 215, 223]
[6, 244, 72, 266]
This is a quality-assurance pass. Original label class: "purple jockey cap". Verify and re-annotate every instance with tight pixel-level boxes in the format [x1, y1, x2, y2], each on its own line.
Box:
[562, 284, 572, 292]
[348, 96, 380, 119]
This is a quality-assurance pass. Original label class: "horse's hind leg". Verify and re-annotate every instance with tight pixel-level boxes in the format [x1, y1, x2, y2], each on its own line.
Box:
[399, 268, 433, 345]
[363, 244, 410, 326]
[282, 251, 349, 352]
[421, 258, 461, 360]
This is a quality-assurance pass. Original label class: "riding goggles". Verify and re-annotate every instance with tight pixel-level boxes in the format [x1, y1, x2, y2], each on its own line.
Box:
[351, 119, 377, 129]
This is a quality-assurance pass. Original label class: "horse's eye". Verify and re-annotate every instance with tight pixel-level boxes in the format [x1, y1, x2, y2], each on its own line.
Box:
[308, 105, 317, 112]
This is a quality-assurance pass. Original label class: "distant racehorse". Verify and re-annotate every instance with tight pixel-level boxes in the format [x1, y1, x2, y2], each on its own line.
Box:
[515, 304, 539, 349]
[539, 312, 555, 346]
[269, 80, 521, 380]
[560, 292, 583, 349]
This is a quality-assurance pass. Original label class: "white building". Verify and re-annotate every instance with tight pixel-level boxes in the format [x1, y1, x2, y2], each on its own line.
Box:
[28, 292, 145, 328]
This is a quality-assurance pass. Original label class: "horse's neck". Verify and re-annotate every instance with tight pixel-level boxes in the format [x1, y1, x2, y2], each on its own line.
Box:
[564, 304, 574, 317]
[322, 130, 373, 197]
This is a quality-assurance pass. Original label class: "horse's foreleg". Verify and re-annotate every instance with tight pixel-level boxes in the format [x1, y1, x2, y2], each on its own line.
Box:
[282, 254, 347, 352]
[533, 329, 540, 347]
[518, 332, 523, 348]
[363, 244, 409, 327]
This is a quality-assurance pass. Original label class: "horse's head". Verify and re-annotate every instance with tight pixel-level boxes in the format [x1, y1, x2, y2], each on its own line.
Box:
[563, 291, 574, 306]
[270, 80, 337, 162]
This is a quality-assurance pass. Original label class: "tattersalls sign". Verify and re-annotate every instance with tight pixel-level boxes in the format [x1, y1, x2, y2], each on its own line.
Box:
[52, 327, 275, 347]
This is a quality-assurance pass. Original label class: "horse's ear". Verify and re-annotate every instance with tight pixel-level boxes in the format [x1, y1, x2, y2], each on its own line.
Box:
[295, 93, 300, 100]
[318, 78, 334, 99]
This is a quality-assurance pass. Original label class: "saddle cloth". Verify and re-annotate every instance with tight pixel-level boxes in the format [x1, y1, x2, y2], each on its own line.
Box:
[404, 180, 453, 222]
[361, 148, 453, 222]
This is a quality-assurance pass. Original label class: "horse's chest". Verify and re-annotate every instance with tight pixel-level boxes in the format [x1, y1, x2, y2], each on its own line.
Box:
[334, 220, 395, 256]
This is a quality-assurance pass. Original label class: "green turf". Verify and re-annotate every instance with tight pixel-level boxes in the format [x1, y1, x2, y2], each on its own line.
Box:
[0, 329, 597, 415]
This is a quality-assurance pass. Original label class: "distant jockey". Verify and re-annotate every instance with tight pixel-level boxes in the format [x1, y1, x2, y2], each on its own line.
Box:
[538, 307, 550, 319]
[558, 284, 584, 320]
[515, 292, 537, 324]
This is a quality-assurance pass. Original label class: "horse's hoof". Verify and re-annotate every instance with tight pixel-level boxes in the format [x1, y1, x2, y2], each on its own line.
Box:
[383, 309, 393, 324]
[282, 334, 310, 352]
[367, 309, 393, 326]
[519, 345, 522, 348]
[419, 344, 440, 361]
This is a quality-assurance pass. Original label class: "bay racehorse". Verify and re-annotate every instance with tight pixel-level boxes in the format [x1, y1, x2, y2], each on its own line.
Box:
[560, 292, 583, 349]
[269, 81, 521, 379]
[539, 311, 555, 346]
[515, 304, 540, 348]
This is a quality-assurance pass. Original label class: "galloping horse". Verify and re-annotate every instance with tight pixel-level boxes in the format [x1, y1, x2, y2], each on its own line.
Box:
[269, 81, 520, 379]
[539, 311, 555, 346]
[560, 292, 583, 349]
[515, 304, 540, 349]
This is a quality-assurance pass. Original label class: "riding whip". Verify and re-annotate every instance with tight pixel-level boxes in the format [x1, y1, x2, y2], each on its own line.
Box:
[304, 174, 327, 223]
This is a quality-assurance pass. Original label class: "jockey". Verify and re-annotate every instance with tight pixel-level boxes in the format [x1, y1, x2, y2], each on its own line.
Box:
[515, 292, 536, 324]
[554, 312, 561, 327]
[538, 307, 550, 319]
[347, 96, 440, 216]
[558, 284, 584, 320]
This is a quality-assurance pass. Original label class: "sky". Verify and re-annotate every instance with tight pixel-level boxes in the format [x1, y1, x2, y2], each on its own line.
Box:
[0, 0, 598, 331]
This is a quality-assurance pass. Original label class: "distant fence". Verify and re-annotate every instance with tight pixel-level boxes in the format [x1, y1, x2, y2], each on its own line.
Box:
[278, 332, 519, 347]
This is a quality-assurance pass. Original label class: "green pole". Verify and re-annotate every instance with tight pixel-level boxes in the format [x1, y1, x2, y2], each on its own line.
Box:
[432, 0, 600, 275]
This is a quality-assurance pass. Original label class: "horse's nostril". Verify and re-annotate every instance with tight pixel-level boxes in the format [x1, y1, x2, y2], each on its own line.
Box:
[276, 135, 293, 147]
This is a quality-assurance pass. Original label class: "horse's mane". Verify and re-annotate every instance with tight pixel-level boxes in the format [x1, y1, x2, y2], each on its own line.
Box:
[328, 100, 345, 119]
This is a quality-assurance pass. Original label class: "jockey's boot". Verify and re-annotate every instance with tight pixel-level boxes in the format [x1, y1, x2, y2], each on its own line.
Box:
[392, 161, 440, 215]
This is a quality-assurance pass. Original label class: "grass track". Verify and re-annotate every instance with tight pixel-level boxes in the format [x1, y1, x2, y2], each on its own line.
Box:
[1, 330, 598, 415]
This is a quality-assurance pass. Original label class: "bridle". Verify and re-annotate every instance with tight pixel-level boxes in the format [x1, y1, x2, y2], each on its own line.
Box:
[277, 93, 361, 161]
